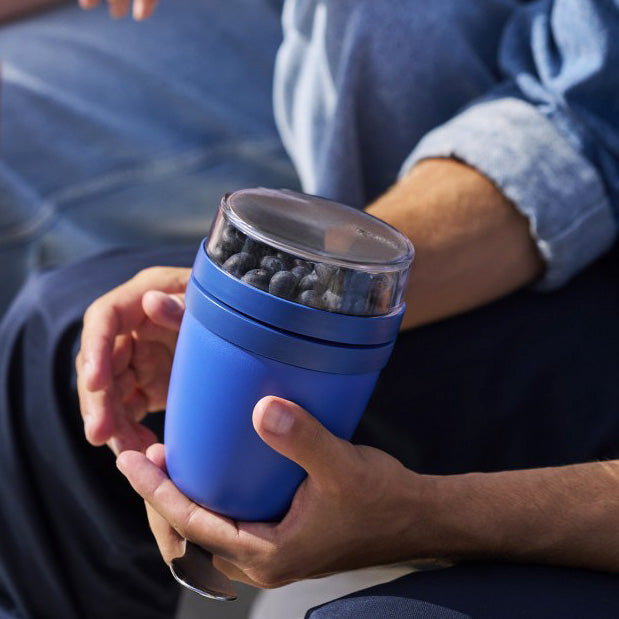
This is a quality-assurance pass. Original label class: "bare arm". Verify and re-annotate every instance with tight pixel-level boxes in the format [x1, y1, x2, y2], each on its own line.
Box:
[117, 399, 619, 588]
[367, 158, 544, 330]
[428, 460, 619, 573]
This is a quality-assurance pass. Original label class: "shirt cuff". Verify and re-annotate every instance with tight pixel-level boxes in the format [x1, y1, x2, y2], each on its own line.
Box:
[400, 98, 616, 290]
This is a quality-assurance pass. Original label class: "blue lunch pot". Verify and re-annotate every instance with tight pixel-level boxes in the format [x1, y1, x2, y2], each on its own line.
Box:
[164, 188, 414, 521]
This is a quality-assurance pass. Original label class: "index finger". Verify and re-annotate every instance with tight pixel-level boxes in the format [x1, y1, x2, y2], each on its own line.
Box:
[79, 267, 190, 391]
[116, 450, 242, 559]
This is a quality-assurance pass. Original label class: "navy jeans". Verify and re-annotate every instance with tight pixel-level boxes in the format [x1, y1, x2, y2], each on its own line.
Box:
[1, 243, 618, 618]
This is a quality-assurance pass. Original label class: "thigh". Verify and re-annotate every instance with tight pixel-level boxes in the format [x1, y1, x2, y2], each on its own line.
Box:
[307, 563, 619, 618]
[0, 0, 298, 315]
[0, 247, 194, 619]
[355, 244, 619, 473]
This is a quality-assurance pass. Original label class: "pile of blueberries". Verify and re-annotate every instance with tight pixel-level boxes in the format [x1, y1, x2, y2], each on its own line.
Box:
[208, 223, 393, 316]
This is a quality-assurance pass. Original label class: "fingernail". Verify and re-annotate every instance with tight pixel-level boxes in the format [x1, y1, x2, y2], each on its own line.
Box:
[262, 400, 294, 435]
[115, 452, 129, 473]
[162, 294, 184, 316]
[133, 0, 146, 19]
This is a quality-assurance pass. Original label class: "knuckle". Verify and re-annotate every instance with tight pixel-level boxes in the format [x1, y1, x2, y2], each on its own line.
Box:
[182, 502, 204, 539]
[82, 303, 96, 324]
[133, 266, 163, 284]
[252, 565, 284, 589]
[246, 542, 291, 588]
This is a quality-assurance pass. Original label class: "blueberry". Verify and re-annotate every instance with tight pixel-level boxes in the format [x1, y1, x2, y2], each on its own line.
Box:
[293, 258, 312, 269]
[292, 264, 311, 280]
[221, 225, 245, 253]
[275, 252, 294, 271]
[341, 294, 367, 315]
[314, 263, 338, 286]
[260, 255, 285, 275]
[269, 271, 298, 300]
[348, 271, 372, 295]
[242, 237, 266, 257]
[298, 272, 322, 293]
[297, 289, 323, 309]
[209, 245, 230, 266]
[322, 289, 342, 312]
[222, 252, 256, 278]
[241, 268, 271, 292]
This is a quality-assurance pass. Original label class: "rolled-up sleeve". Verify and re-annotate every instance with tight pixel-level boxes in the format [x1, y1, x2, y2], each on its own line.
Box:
[400, 0, 619, 290]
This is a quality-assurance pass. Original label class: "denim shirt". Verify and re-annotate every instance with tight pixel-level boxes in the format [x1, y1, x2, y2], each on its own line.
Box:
[274, 0, 619, 289]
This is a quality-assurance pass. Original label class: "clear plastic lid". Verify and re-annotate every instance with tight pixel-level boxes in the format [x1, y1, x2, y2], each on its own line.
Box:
[206, 188, 414, 316]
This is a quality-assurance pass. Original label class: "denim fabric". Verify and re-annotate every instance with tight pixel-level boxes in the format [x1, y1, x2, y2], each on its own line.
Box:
[274, 0, 618, 288]
[274, 0, 519, 207]
[0, 0, 299, 316]
[406, 98, 615, 290]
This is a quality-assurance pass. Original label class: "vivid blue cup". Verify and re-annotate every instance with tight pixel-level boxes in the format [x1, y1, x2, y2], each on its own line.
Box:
[164, 189, 413, 522]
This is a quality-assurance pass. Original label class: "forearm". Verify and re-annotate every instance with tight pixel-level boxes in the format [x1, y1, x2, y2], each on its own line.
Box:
[366, 158, 544, 330]
[420, 461, 619, 573]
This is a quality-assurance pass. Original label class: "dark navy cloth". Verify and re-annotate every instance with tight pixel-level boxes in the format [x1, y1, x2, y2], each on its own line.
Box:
[0, 247, 195, 619]
[356, 243, 619, 474]
[307, 564, 619, 618]
[0, 243, 618, 618]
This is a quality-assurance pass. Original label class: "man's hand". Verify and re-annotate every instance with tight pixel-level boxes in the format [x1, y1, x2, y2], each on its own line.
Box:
[117, 396, 619, 583]
[76, 266, 191, 455]
[116, 396, 436, 587]
[78, 0, 158, 20]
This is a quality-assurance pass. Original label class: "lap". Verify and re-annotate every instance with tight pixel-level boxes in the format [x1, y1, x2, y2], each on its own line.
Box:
[1, 241, 617, 617]
[356, 243, 619, 473]
[308, 563, 619, 618]
[3, 5, 617, 617]
[0, 0, 298, 315]
[0, 246, 196, 619]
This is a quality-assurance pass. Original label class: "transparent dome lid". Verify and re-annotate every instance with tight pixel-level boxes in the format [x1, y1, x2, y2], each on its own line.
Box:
[206, 188, 414, 316]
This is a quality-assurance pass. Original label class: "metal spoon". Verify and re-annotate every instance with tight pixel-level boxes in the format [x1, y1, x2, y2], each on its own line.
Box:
[170, 541, 237, 601]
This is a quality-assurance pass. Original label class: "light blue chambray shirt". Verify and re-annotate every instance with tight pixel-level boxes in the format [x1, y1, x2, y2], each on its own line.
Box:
[274, 0, 619, 289]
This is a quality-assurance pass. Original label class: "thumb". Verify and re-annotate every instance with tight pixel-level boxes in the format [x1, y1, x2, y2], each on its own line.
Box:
[142, 290, 185, 332]
[253, 396, 348, 484]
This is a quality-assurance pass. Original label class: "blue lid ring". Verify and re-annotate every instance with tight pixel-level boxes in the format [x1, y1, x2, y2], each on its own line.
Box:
[192, 240, 404, 346]
[185, 279, 395, 375]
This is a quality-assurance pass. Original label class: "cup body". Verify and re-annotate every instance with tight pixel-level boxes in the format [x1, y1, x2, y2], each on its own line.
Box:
[165, 304, 382, 521]
[164, 187, 413, 522]
[164, 246, 403, 521]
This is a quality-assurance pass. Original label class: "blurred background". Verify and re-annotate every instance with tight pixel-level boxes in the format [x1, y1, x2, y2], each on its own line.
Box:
[0, 0, 299, 319]
[0, 2, 298, 616]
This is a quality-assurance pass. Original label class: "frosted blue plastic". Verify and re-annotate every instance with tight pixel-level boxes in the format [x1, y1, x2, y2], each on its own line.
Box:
[185, 278, 395, 374]
[164, 245, 404, 522]
[165, 310, 382, 521]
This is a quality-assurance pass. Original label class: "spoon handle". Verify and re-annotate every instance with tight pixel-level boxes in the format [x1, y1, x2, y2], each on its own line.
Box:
[170, 541, 237, 601]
